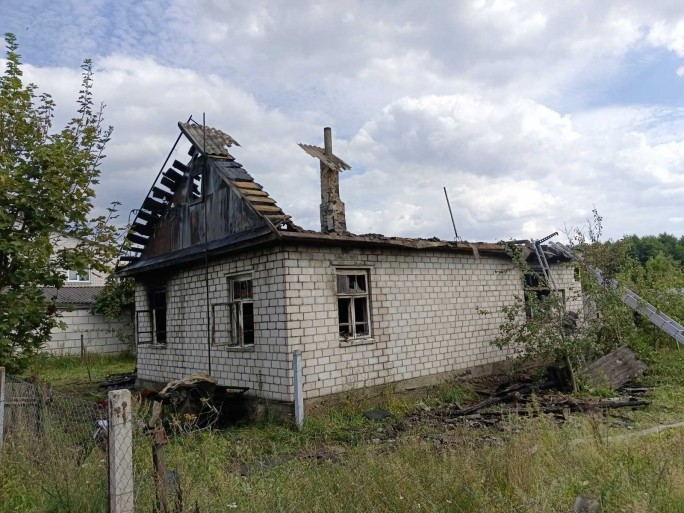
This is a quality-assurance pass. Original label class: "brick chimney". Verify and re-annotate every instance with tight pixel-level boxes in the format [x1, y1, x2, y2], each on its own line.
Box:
[320, 127, 346, 233]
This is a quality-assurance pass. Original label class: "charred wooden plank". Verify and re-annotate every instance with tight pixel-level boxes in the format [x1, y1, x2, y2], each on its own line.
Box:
[131, 222, 154, 236]
[152, 187, 173, 201]
[240, 189, 268, 197]
[163, 168, 183, 183]
[160, 176, 178, 191]
[127, 233, 149, 246]
[233, 181, 263, 191]
[172, 159, 188, 173]
[243, 195, 276, 205]
[136, 210, 160, 223]
[266, 214, 292, 224]
[253, 204, 283, 213]
[142, 197, 166, 214]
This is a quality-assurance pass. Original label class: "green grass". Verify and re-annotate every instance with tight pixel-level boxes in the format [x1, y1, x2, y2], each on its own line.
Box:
[21, 351, 136, 398]
[3, 348, 684, 512]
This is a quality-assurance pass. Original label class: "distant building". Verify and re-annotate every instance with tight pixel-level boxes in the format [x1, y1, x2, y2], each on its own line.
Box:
[42, 235, 133, 355]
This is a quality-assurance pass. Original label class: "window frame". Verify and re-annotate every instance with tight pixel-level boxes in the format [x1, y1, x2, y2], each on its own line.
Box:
[523, 270, 564, 320]
[226, 273, 255, 348]
[66, 269, 91, 283]
[147, 286, 167, 345]
[336, 268, 372, 342]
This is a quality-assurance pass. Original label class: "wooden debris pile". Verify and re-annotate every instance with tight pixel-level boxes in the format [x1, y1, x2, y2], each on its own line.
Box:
[428, 386, 650, 430]
[412, 347, 651, 430]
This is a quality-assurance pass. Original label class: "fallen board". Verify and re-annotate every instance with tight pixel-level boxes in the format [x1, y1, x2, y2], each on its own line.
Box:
[582, 346, 648, 389]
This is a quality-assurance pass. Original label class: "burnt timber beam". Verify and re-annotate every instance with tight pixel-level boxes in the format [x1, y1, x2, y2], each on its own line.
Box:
[142, 197, 166, 214]
[152, 187, 173, 201]
[172, 159, 188, 172]
[127, 233, 149, 246]
[160, 176, 178, 191]
[136, 210, 159, 224]
[131, 222, 154, 237]
[163, 168, 183, 183]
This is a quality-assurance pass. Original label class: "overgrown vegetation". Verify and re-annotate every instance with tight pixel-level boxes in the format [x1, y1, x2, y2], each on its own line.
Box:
[482, 210, 684, 391]
[23, 352, 136, 393]
[90, 274, 136, 344]
[0, 33, 120, 373]
[2, 349, 684, 512]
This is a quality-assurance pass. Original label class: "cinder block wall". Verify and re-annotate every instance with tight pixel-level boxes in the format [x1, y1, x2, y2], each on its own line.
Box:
[44, 309, 133, 355]
[134, 244, 581, 404]
[135, 247, 291, 401]
[284, 246, 581, 400]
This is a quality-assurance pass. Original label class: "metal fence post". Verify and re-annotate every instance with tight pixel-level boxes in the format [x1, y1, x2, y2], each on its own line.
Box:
[108, 389, 134, 513]
[293, 351, 304, 430]
[0, 367, 5, 451]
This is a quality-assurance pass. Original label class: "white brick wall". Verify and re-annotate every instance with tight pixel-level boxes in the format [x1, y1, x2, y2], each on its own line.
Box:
[136, 247, 291, 402]
[134, 245, 580, 403]
[284, 247, 527, 400]
[44, 308, 133, 355]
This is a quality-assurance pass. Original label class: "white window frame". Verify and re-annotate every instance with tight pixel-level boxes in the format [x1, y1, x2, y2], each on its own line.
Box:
[227, 273, 254, 347]
[336, 269, 372, 342]
[67, 269, 91, 283]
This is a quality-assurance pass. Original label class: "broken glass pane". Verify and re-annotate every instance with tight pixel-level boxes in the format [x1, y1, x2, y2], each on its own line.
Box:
[242, 302, 254, 345]
[354, 297, 367, 322]
[337, 273, 367, 294]
[233, 279, 253, 300]
[338, 298, 351, 336]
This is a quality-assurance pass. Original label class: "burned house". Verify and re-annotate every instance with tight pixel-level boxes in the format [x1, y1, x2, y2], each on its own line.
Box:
[118, 122, 581, 404]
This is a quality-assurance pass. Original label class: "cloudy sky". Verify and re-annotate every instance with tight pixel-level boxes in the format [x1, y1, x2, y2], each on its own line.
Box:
[2, 1, 684, 243]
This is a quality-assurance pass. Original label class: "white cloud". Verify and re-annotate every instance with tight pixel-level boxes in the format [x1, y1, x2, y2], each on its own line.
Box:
[4, 1, 684, 242]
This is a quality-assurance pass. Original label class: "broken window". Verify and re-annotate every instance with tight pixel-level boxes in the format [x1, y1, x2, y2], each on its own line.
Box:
[336, 270, 371, 340]
[523, 271, 564, 320]
[227, 274, 254, 347]
[148, 287, 167, 344]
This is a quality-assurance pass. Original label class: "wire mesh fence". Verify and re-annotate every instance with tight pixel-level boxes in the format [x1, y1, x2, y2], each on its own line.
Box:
[0, 373, 110, 511]
[1, 372, 487, 512]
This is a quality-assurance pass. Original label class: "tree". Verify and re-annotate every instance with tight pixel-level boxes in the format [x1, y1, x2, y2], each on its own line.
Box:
[481, 210, 640, 392]
[479, 242, 592, 392]
[0, 34, 120, 372]
[90, 274, 135, 345]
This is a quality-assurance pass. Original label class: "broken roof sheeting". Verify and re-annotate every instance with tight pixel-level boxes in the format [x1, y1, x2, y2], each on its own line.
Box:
[298, 143, 351, 172]
[211, 160, 298, 230]
[179, 122, 240, 157]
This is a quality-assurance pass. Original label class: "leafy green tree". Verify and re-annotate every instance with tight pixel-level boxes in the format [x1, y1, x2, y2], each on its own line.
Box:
[482, 210, 643, 391]
[0, 34, 120, 372]
[90, 275, 135, 344]
[480, 243, 592, 392]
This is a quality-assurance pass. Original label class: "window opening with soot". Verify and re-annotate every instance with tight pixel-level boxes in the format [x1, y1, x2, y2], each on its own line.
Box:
[337, 270, 371, 340]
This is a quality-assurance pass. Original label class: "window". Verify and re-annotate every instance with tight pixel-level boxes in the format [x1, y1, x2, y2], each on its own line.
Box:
[67, 269, 91, 282]
[149, 287, 167, 344]
[336, 270, 371, 340]
[227, 274, 254, 347]
[523, 271, 564, 320]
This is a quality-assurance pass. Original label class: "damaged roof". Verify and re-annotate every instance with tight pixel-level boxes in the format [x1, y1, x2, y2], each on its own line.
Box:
[117, 121, 570, 277]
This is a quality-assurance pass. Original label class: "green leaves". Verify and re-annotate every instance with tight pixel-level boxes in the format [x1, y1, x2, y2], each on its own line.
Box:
[0, 34, 121, 372]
